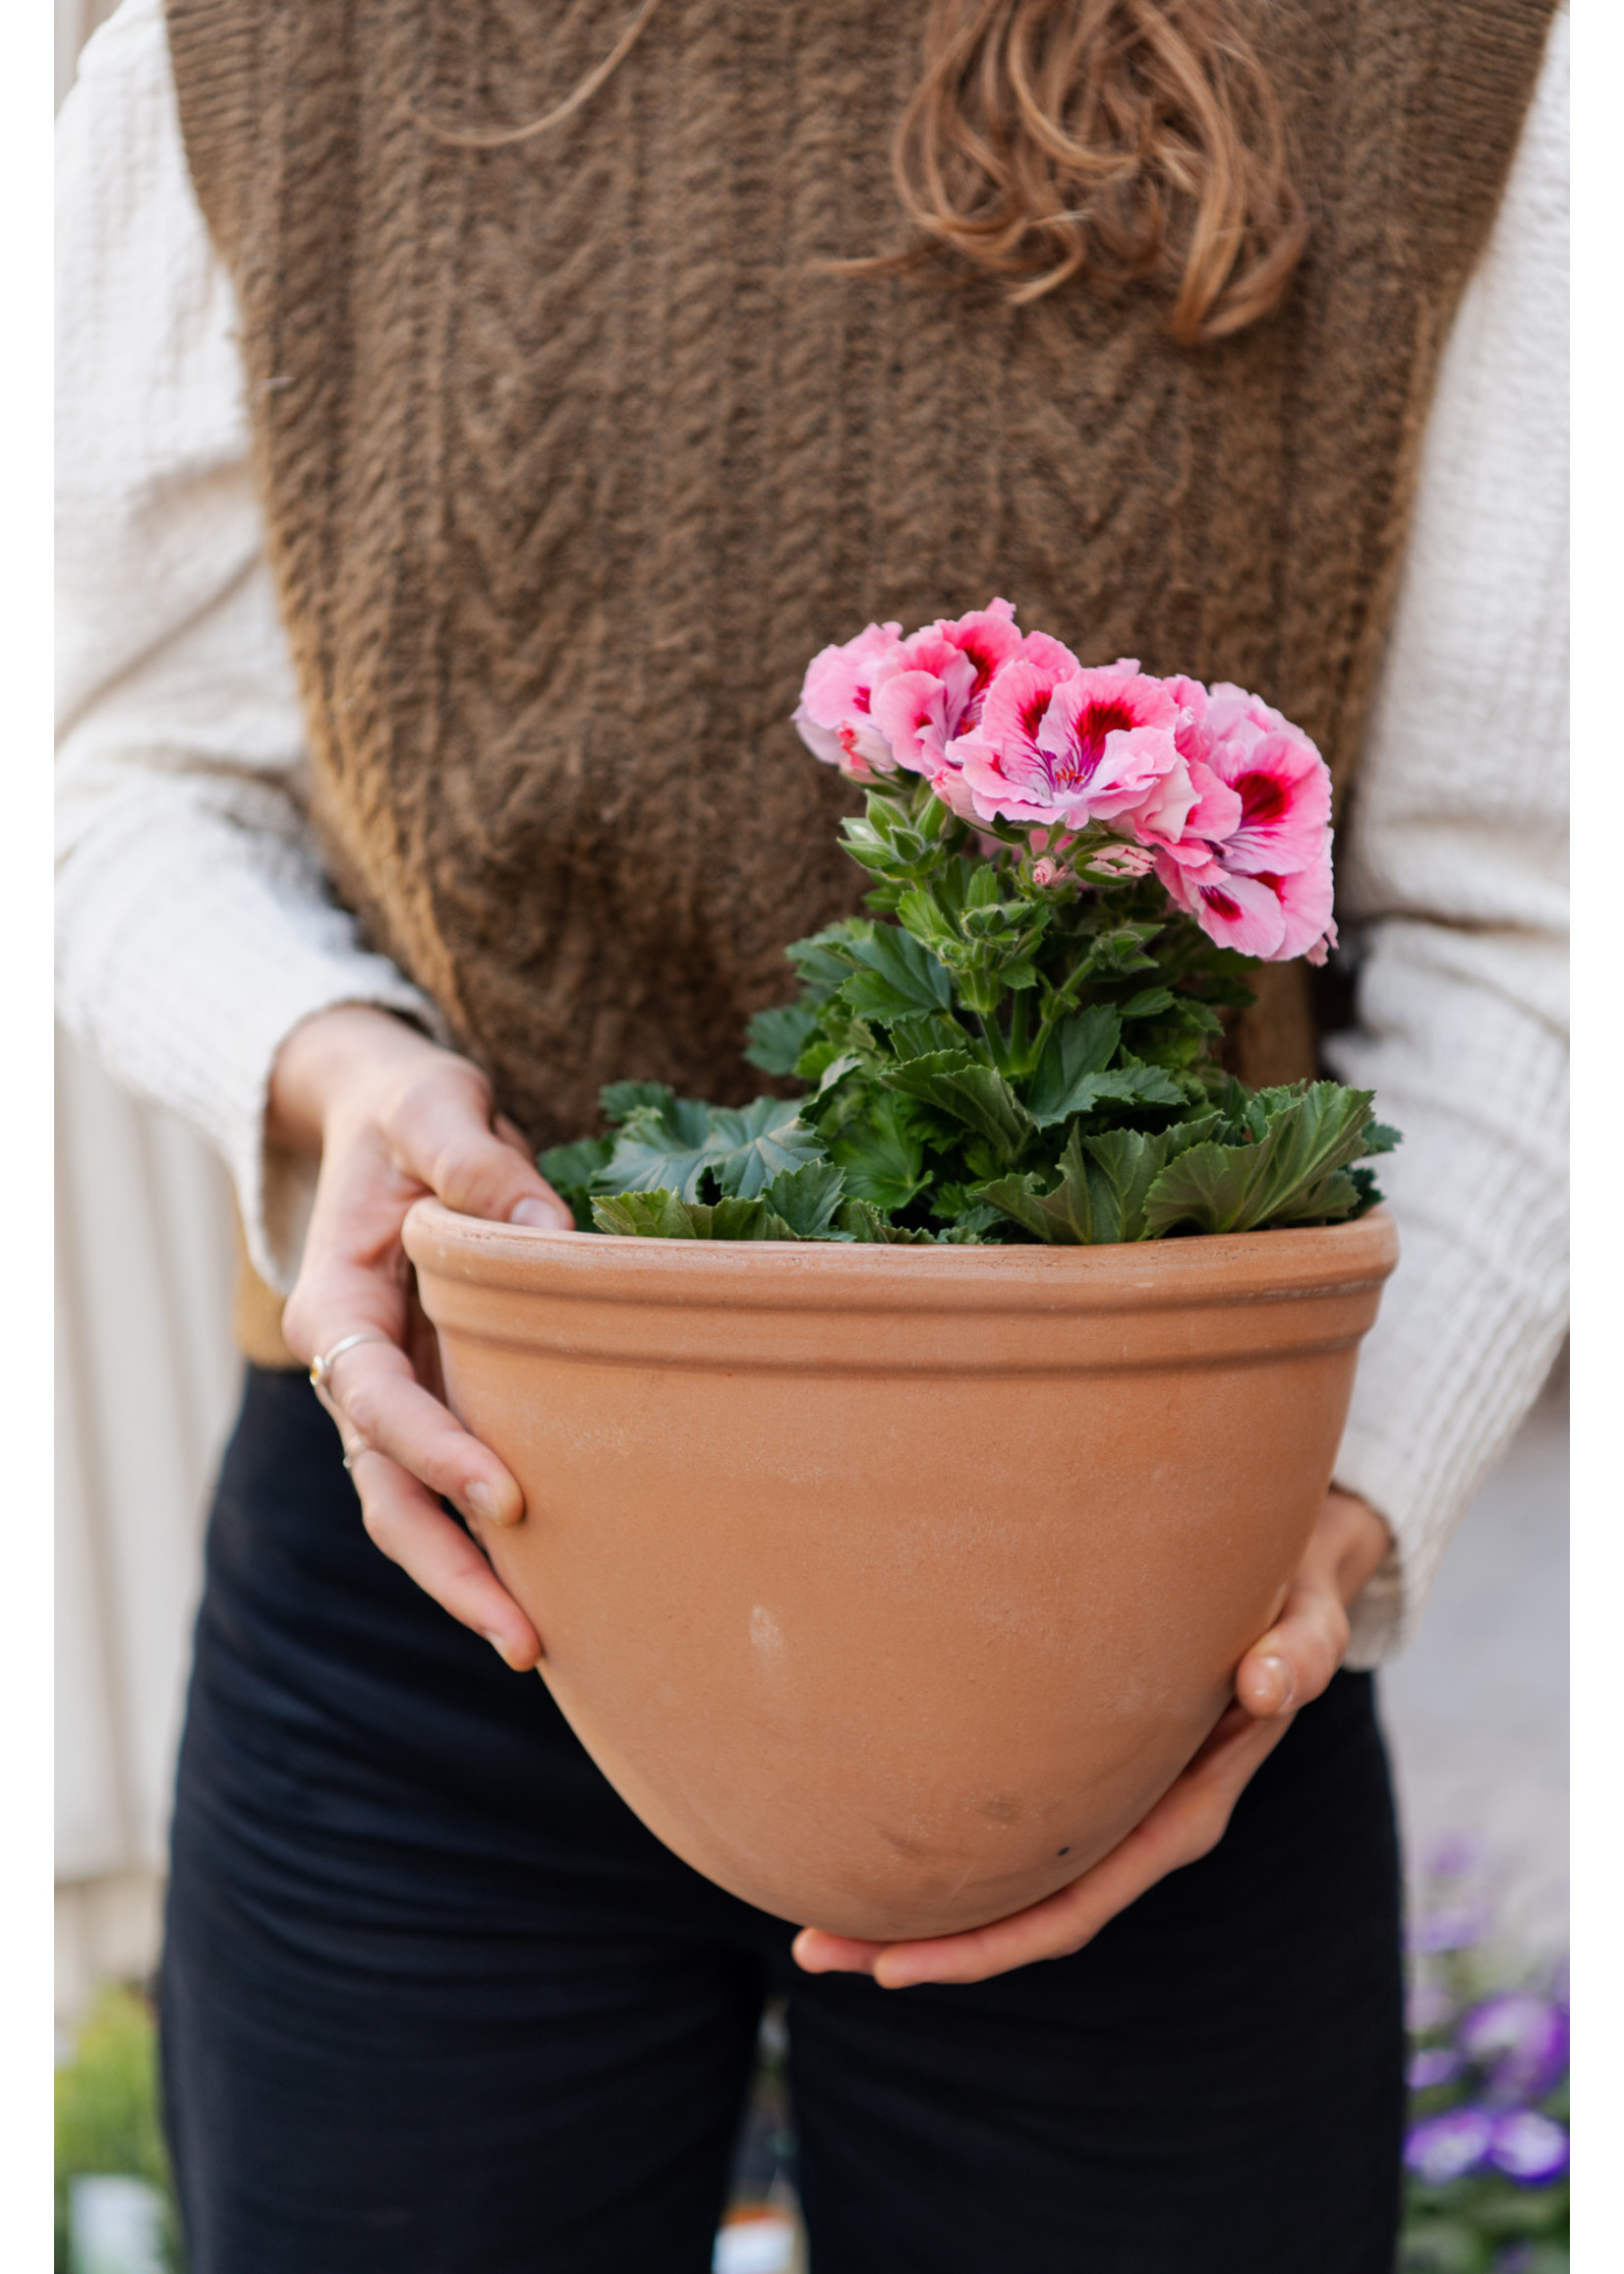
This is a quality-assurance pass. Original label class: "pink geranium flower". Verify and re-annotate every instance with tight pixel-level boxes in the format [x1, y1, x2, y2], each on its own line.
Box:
[1155, 852, 1289, 960]
[870, 599, 1029, 788]
[1157, 848, 1338, 963]
[793, 620, 906, 780]
[1169, 677, 1330, 877]
[953, 659, 1185, 832]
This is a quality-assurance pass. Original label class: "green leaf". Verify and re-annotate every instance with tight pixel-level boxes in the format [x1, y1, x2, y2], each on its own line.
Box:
[1026, 1007, 1122, 1126]
[743, 1001, 819, 1077]
[591, 1188, 800, 1241]
[1078, 1127, 1177, 1243]
[594, 1093, 824, 1202]
[600, 1080, 673, 1125]
[759, 1160, 848, 1237]
[538, 1135, 612, 1191]
[825, 1090, 928, 1211]
[1363, 1120, 1404, 1156]
[592, 1188, 709, 1238]
[1119, 987, 1175, 1019]
[784, 920, 875, 995]
[880, 1050, 1033, 1165]
[887, 1010, 977, 1063]
[537, 1134, 615, 1230]
[1142, 1082, 1377, 1236]
[835, 924, 955, 1021]
[834, 1199, 941, 1244]
[594, 1094, 720, 1198]
[978, 1114, 1223, 1245]
[704, 1098, 828, 1197]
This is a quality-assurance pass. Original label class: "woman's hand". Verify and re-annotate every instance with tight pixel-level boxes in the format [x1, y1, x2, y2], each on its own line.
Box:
[791, 1488, 1392, 1989]
[271, 1005, 573, 1670]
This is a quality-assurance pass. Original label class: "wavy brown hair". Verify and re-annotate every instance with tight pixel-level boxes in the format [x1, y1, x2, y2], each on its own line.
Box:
[403, 0, 1307, 346]
[880, 0, 1308, 341]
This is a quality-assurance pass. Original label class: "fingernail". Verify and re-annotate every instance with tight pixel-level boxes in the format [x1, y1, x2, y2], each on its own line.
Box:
[511, 1197, 564, 1229]
[467, 1481, 508, 1525]
[480, 1629, 514, 1667]
[1257, 1655, 1296, 1713]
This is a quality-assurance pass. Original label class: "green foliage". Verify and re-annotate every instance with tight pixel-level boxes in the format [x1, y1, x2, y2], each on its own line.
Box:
[55, 1985, 181, 2273]
[543, 774, 1397, 1245]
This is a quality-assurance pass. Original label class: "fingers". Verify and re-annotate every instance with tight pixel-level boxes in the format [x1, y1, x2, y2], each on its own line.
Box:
[314, 1342, 525, 1529]
[344, 1442, 542, 1670]
[795, 1708, 1291, 1990]
[384, 1073, 572, 1230]
[1236, 1489, 1390, 1720]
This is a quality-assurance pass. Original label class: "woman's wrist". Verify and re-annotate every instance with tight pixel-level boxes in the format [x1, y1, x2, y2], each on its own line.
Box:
[267, 1002, 444, 1155]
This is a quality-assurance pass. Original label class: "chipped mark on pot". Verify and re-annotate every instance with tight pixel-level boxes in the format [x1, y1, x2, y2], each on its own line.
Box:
[750, 1604, 784, 1661]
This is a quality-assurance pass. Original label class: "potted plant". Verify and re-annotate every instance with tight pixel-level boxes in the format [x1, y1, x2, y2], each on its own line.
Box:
[403, 604, 1398, 1942]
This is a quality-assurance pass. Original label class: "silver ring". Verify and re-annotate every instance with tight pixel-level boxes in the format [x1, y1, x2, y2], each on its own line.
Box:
[310, 1330, 390, 1393]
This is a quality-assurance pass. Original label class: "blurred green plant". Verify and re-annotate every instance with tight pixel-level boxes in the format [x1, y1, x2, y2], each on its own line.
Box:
[55, 1985, 181, 2273]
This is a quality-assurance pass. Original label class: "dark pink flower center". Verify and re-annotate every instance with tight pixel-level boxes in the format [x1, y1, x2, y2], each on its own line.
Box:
[1054, 698, 1133, 788]
[1202, 885, 1242, 921]
[1238, 771, 1289, 828]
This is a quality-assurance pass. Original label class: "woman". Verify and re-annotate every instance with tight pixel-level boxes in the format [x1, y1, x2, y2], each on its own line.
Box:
[56, 1, 1568, 2266]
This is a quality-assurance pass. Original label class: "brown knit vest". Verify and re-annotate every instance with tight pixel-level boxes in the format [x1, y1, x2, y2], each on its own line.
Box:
[166, 0, 1555, 1366]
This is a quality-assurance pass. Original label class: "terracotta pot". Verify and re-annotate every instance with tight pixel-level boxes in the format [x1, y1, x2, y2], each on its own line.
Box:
[403, 1202, 1396, 1941]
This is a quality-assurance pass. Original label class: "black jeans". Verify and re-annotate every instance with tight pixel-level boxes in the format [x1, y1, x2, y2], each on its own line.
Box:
[160, 1368, 1404, 2273]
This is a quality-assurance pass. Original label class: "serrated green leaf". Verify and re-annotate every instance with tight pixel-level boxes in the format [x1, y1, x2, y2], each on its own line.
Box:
[879, 1050, 1032, 1165]
[592, 1188, 707, 1238]
[743, 1001, 819, 1076]
[593, 1093, 824, 1202]
[1364, 1121, 1403, 1156]
[836, 924, 955, 1020]
[537, 1135, 615, 1230]
[1119, 987, 1175, 1020]
[784, 921, 874, 1002]
[704, 1098, 828, 1197]
[600, 1080, 673, 1125]
[760, 1160, 847, 1237]
[1026, 1006, 1121, 1126]
[813, 1051, 863, 1098]
[538, 1135, 612, 1191]
[591, 1188, 801, 1241]
[1141, 1082, 1376, 1236]
[888, 1010, 976, 1063]
[594, 1094, 720, 1197]
[834, 1199, 941, 1244]
[825, 1089, 928, 1211]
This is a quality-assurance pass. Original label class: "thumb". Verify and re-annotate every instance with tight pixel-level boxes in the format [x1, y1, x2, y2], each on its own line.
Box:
[398, 1084, 573, 1230]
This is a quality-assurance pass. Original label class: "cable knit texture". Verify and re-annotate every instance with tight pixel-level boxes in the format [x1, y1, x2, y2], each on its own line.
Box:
[161, 0, 1553, 1155]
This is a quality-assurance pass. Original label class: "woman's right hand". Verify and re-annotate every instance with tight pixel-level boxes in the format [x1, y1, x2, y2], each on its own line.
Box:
[270, 1004, 574, 1669]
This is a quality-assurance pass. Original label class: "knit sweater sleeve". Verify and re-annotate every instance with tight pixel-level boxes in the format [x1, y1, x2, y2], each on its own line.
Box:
[1328, 8, 1569, 1663]
[55, 0, 440, 1294]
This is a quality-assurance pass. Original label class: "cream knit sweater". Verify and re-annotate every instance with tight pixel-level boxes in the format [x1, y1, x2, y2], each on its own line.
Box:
[57, 0, 1569, 1662]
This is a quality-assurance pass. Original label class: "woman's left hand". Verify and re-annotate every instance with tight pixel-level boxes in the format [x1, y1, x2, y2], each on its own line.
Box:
[791, 1488, 1392, 1990]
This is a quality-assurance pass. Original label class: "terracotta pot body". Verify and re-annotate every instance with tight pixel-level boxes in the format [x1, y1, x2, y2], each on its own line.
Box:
[404, 1203, 1396, 1941]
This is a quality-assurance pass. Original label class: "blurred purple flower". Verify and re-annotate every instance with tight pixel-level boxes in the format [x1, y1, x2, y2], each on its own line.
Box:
[1487, 2110, 1569, 2186]
[1424, 1832, 1489, 1881]
[1405, 2109, 1494, 2185]
[1459, 1994, 1569, 2104]
[1407, 1980, 1455, 2034]
[1409, 1903, 1490, 1954]
[1408, 2046, 1464, 2092]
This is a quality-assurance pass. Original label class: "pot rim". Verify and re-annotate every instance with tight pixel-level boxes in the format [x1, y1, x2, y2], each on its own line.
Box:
[404, 1198, 1397, 1314]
